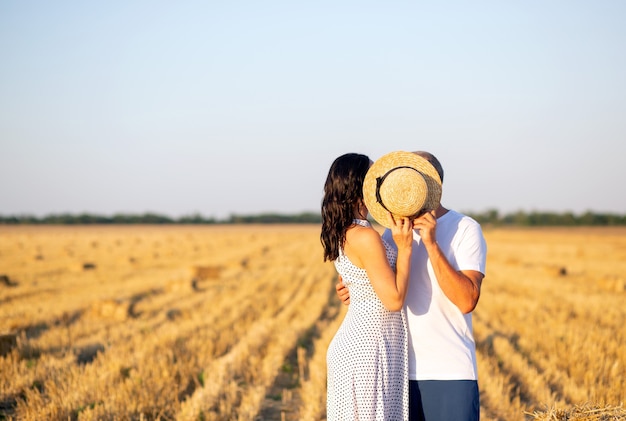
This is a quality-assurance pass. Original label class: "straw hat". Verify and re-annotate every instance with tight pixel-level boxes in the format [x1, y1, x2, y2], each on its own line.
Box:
[363, 151, 442, 228]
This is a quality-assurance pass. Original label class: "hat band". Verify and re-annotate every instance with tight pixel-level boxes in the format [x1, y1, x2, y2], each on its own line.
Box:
[375, 166, 425, 218]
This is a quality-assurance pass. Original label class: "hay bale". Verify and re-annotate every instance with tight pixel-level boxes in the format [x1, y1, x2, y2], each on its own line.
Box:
[544, 265, 568, 277]
[191, 265, 222, 280]
[89, 299, 128, 321]
[599, 276, 626, 293]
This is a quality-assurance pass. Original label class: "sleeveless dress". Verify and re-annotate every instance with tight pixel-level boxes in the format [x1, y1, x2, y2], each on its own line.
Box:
[326, 219, 408, 421]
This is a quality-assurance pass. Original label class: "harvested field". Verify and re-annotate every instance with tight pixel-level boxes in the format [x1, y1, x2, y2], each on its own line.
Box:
[0, 225, 624, 420]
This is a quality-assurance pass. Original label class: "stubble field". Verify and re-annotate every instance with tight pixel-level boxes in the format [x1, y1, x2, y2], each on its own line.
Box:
[0, 224, 624, 420]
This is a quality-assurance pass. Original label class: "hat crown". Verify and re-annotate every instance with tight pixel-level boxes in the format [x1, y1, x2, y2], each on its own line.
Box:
[363, 151, 443, 228]
[376, 167, 427, 217]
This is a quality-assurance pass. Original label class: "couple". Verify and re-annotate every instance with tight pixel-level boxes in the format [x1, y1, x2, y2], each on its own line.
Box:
[320, 151, 487, 421]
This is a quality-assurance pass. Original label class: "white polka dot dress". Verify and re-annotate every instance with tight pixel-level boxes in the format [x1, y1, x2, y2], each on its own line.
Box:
[327, 219, 408, 421]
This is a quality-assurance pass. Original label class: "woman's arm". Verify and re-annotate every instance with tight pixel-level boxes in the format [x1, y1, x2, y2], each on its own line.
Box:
[344, 215, 413, 311]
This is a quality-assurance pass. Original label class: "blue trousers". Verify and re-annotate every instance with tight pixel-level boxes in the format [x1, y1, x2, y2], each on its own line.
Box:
[409, 380, 480, 421]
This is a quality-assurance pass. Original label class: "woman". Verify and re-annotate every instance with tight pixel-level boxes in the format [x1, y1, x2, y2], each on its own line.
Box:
[321, 153, 413, 421]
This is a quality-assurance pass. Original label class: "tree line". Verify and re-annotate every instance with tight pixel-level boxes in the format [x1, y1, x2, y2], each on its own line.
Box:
[467, 209, 625, 226]
[0, 210, 625, 226]
[0, 212, 321, 225]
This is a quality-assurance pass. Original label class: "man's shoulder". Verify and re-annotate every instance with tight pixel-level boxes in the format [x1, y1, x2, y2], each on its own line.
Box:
[442, 209, 479, 224]
[441, 210, 484, 235]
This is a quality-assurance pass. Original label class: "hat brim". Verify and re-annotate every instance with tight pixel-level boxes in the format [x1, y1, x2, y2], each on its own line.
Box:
[363, 151, 442, 228]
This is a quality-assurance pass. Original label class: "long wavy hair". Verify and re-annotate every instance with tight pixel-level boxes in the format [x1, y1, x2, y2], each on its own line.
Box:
[321, 153, 371, 262]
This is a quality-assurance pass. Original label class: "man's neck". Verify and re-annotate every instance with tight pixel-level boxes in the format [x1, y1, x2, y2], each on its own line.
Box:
[435, 205, 449, 219]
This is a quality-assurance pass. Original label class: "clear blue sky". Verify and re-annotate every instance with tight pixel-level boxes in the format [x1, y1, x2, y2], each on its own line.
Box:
[1, 1, 625, 219]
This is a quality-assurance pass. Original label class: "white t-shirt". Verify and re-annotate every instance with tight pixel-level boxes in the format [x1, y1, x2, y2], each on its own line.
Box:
[382, 209, 487, 380]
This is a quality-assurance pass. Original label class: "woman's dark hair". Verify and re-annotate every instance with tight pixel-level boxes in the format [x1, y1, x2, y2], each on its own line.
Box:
[321, 153, 371, 261]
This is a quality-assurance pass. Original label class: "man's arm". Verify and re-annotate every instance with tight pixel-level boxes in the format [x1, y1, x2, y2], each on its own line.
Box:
[335, 276, 350, 305]
[424, 245, 483, 313]
[413, 211, 484, 314]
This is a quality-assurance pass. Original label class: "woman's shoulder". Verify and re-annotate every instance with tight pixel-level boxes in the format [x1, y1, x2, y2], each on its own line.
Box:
[346, 223, 382, 249]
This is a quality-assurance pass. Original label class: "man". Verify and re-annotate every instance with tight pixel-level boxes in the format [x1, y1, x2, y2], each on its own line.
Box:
[336, 151, 487, 421]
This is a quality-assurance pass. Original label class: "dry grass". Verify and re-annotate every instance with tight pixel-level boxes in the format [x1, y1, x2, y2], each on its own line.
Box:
[475, 227, 626, 421]
[527, 403, 626, 420]
[0, 225, 624, 420]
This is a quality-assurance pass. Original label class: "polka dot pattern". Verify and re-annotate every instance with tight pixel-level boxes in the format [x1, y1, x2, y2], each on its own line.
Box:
[327, 219, 408, 420]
